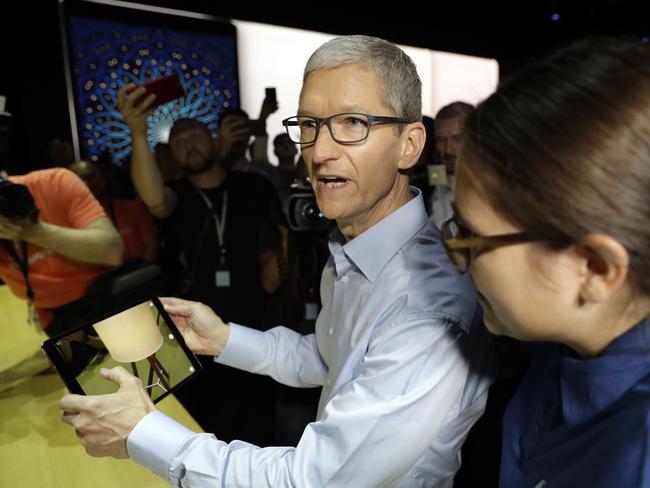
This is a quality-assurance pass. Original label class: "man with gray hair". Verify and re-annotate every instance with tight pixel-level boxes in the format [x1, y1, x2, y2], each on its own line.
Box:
[61, 35, 493, 487]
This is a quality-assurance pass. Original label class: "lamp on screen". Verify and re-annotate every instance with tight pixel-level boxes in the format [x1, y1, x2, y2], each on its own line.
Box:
[93, 301, 163, 363]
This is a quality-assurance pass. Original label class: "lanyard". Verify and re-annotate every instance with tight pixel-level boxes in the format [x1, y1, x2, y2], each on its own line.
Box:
[2, 239, 36, 324]
[195, 188, 228, 248]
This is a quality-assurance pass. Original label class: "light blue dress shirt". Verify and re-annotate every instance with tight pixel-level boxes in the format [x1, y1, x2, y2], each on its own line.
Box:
[128, 188, 494, 487]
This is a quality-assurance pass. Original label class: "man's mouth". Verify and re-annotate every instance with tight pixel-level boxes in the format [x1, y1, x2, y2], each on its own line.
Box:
[318, 176, 349, 189]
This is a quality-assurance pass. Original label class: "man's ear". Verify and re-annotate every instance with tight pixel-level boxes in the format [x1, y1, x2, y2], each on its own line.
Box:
[575, 234, 630, 304]
[398, 122, 426, 171]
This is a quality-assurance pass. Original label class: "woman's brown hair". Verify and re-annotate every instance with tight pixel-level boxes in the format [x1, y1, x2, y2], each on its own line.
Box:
[460, 37, 650, 295]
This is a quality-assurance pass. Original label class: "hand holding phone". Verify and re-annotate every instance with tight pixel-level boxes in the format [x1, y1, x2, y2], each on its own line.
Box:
[127, 72, 186, 110]
[259, 87, 278, 120]
[265, 87, 277, 105]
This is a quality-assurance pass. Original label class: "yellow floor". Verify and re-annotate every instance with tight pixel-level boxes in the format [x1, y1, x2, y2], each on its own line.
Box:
[0, 286, 202, 487]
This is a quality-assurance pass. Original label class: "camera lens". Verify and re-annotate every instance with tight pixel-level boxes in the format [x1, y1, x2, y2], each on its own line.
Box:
[303, 203, 324, 223]
[287, 192, 332, 232]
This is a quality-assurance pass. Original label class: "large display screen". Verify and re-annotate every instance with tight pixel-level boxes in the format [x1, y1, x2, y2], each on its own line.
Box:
[60, 0, 239, 164]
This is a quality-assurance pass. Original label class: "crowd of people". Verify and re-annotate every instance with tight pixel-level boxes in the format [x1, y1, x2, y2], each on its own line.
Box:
[1, 32, 649, 488]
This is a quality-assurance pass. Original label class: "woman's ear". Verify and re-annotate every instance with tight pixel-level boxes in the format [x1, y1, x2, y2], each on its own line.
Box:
[398, 122, 426, 171]
[575, 234, 630, 304]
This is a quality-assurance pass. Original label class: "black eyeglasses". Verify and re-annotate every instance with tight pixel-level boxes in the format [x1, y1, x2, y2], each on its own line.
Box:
[440, 216, 542, 274]
[282, 113, 411, 145]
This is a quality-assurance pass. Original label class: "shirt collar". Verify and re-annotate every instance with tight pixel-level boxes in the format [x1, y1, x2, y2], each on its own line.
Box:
[328, 187, 428, 283]
[560, 315, 650, 425]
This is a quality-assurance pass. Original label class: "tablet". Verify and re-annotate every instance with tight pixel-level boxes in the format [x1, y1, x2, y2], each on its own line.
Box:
[41, 297, 201, 403]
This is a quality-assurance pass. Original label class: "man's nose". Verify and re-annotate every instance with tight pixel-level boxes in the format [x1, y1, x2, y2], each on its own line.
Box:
[311, 122, 339, 165]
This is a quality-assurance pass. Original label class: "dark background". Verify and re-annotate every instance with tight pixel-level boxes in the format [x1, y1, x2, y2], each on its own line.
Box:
[2, 0, 647, 172]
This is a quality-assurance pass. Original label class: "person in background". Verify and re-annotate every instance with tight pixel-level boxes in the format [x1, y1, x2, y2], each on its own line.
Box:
[43, 138, 74, 167]
[69, 160, 157, 262]
[442, 37, 650, 487]
[409, 115, 436, 215]
[0, 164, 122, 336]
[107, 90, 283, 445]
[151, 142, 184, 296]
[430, 101, 474, 228]
[218, 95, 277, 174]
[153, 142, 183, 183]
[272, 132, 299, 206]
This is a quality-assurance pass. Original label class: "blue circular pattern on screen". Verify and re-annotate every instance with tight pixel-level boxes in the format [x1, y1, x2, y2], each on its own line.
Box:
[68, 16, 239, 164]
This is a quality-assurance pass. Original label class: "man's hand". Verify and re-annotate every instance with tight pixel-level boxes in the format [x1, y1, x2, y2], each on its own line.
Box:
[0, 216, 34, 241]
[117, 84, 157, 136]
[60, 366, 155, 459]
[160, 297, 230, 356]
[258, 94, 279, 121]
[217, 117, 250, 159]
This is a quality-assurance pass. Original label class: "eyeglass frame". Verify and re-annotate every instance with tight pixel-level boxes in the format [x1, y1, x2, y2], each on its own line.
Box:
[281, 112, 412, 145]
[440, 216, 542, 274]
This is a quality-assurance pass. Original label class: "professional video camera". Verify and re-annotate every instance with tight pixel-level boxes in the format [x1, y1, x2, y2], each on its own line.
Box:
[286, 177, 334, 233]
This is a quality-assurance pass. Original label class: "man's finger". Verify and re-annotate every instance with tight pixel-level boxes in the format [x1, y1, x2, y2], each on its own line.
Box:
[230, 126, 250, 135]
[161, 303, 194, 318]
[116, 83, 135, 103]
[134, 93, 157, 114]
[225, 120, 247, 129]
[99, 366, 136, 386]
[60, 393, 90, 413]
[160, 296, 191, 306]
[60, 409, 77, 426]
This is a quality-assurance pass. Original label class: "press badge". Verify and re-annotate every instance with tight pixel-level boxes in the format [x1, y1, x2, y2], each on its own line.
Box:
[215, 248, 230, 287]
[215, 270, 231, 288]
[305, 302, 319, 321]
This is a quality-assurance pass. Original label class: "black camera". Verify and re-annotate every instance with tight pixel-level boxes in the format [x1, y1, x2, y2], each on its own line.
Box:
[0, 178, 38, 221]
[286, 177, 333, 233]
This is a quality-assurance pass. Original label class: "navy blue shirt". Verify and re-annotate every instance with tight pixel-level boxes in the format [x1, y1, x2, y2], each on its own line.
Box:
[500, 316, 650, 487]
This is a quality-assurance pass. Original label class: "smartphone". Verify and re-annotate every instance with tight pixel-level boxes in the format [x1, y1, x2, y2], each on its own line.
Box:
[41, 297, 202, 404]
[265, 87, 277, 105]
[427, 164, 448, 186]
[128, 72, 186, 110]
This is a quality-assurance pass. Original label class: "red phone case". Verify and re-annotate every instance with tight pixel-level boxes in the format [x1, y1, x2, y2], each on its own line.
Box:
[128, 72, 186, 109]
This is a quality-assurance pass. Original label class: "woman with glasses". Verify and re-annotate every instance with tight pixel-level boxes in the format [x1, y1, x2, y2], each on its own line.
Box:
[441, 37, 650, 487]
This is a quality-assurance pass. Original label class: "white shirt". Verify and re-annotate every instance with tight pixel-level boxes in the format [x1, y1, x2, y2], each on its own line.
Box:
[128, 188, 494, 487]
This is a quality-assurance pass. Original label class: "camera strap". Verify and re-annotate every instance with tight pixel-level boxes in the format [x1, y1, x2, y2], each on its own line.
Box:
[1, 239, 36, 324]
